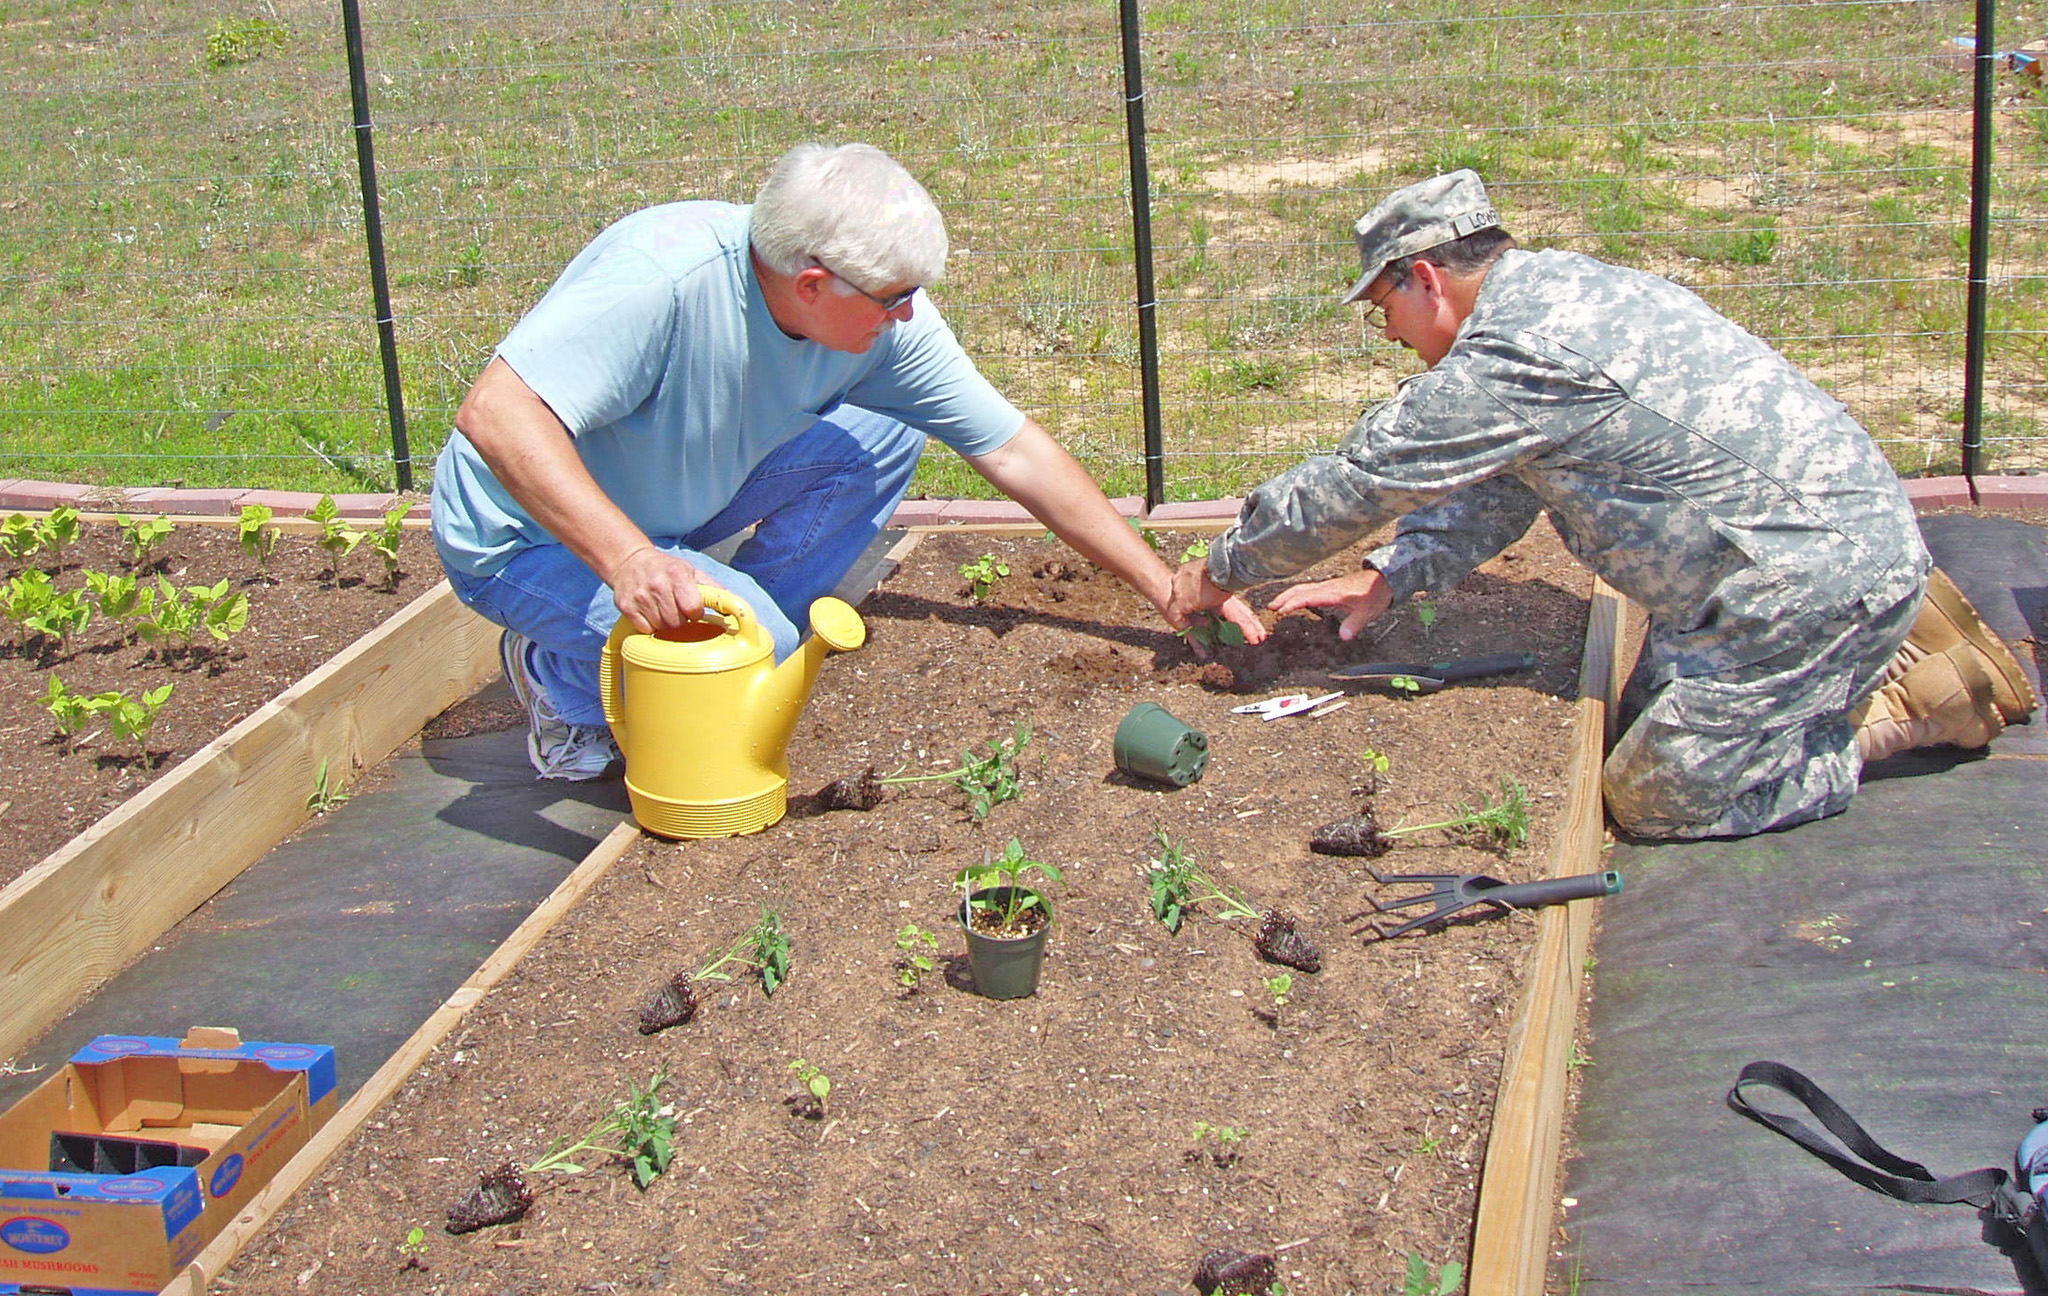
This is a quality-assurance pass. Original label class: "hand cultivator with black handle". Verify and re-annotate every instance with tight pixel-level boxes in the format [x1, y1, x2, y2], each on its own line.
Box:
[1356, 867, 1622, 940]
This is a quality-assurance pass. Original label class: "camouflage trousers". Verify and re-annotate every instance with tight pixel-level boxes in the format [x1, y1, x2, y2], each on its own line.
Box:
[1603, 586, 1921, 840]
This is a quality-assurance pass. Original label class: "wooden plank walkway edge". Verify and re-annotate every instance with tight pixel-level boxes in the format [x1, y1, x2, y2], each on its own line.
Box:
[0, 580, 502, 1064]
[1469, 576, 1626, 1296]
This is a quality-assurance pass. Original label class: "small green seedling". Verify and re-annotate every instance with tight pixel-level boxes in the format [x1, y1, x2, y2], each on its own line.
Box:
[749, 905, 791, 996]
[43, 675, 120, 743]
[309, 494, 365, 579]
[1387, 674, 1423, 697]
[1128, 516, 1161, 551]
[367, 503, 409, 588]
[1191, 1121, 1250, 1166]
[894, 922, 939, 991]
[237, 503, 280, 570]
[957, 836, 1064, 934]
[788, 1057, 832, 1112]
[879, 720, 1031, 821]
[1178, 536, 1211, 562]
[0, 514, 41, 560]
[39, 507, 81, 566]
[104, 684, 173, 756]
[1403, 1253, 1464, 1296]
[115, 515, 174, 564]
[1178, 611, 1248, 651]
[85, 570, 153, 628]
[958, 552, 1010, 602]
[1359, 748, 1391, 776]
[1146, 829, 1259, 934]
[526, 1069, 675, 1190]
[1414, 597, 1440, 636]
[22, 588, 92, 648]
[397, 1224, 428, 1262]
[1262, 972, 1293, 1008]
[306, 756, 352, 813]
[4, 569, 54, 623]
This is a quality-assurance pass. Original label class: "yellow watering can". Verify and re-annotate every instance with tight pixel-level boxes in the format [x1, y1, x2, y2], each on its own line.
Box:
[600, 588, 866, 839]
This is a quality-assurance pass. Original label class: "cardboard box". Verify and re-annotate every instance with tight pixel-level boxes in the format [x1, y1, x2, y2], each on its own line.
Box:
[0, 1027, 335, 1295]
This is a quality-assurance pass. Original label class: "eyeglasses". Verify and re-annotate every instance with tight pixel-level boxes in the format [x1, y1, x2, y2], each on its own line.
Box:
[1361, 278, 1401, 330]
[814, 259, 919, 312]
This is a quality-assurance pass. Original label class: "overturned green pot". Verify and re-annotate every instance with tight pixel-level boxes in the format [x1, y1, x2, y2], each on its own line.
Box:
[960, 886, 1052, 1000]
[1113, 702, 1209, 787]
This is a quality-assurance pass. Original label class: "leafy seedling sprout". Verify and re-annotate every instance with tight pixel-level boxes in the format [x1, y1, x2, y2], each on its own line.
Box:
[1403, 1252, 1464, 1296]
[1262, 972, 1293, 1008]
[894, 922, 939, 991]
[820, 720, 1031, 820]
[238, 503, 280, 572]
[306, 756, 351, 813]
[638, 907, 790, 1033]
[1310, 776, 1532, 858]
[1178, 610, 1247, 652]
[958, 552, 1010, 602]
[957, 837, 1063, 937]
[787, 1058, 832, 1117]
[447, 1069, 676, 1233]
[1179, 536, 1211, 563]
[115, 515, 175, 565]
[1190, 1122, 1249, 1167]
[1146, 830, 1258, 934]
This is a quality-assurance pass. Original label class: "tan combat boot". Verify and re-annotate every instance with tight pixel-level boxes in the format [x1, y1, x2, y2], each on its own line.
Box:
[1886, 568, 2038, 723]
[1856, 648, 2005, 763]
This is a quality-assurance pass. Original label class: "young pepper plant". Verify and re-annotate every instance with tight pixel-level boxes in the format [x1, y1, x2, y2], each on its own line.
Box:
[956, 836, 1063, 934]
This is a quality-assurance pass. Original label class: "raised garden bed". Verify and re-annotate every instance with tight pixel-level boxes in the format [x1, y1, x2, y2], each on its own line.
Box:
[213, 522, 1604, 1296]
[0, 509, 499, 1065]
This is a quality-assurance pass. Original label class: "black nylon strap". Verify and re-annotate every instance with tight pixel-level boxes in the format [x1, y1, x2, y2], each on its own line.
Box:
[1727, 1061, 2012, 1208]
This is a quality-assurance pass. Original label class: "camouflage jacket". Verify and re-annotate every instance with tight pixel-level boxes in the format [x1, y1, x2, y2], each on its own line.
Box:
[1207, 248, 1927, 680]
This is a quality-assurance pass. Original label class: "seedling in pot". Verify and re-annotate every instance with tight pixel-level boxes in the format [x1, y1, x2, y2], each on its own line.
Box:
[786, 1057, 832, 1119]
[1310, 776, 1532, 858]
[820, 720, 1031, 821]
[958, 552, 1009, 602]
[446, 1069, 676, 1233]
[893, 922, 939, 992]
[638, 906, 790, 1034]
[957, 837, 1063, 938]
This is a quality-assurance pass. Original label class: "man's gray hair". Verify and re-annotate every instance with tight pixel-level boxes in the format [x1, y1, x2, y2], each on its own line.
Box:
[751, 143, 948, 293]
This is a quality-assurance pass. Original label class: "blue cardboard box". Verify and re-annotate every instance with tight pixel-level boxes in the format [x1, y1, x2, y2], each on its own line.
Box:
[0, 1028, 335, 1295]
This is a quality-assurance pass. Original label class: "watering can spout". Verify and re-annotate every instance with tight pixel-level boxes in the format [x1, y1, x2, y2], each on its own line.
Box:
[599, 591, 865, 839]
[755, 596, 867, 751]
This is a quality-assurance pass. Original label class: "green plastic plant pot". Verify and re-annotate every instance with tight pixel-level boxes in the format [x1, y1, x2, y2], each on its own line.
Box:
[960, 886, 1052, 1000]
[1113, 702, 1209, 787]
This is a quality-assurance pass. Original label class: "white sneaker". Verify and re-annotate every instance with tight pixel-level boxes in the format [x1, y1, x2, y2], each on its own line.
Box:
[499, 630, 619, 781]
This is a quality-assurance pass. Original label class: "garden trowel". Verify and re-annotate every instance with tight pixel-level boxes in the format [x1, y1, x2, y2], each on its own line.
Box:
[1329, 650, 1537, 694]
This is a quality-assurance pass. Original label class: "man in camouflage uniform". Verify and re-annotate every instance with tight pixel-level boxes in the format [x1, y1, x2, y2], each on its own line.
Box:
[1167, 170, 2036, 840]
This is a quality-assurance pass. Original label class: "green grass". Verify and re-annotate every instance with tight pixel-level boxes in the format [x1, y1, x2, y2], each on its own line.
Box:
[2, 0, 2032, 495]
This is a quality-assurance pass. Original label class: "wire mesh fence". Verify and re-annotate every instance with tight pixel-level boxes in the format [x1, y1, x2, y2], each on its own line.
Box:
[3, 0, 2044, 499]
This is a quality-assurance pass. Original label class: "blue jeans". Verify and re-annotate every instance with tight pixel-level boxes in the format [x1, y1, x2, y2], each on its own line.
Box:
[442, 406, 925, 726]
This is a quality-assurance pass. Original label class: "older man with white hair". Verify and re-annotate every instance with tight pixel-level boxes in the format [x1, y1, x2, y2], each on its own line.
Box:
[434, 142, 1265, 779]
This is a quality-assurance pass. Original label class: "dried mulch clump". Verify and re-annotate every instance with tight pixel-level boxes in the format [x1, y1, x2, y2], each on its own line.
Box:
[1308, 810, 1390, 857]
[1252, 909, 1322, 973]
[1193, 1246, 1279, 1295]
[637, 972, 700, 1034]
[445, 1162, 532, 1234]
[816, 766, 886, 812]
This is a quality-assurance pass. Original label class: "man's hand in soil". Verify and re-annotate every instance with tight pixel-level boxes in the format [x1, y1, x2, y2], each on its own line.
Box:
[1166, 560, 1269, 648]
[1266, 568, 1394, 640]
[609, 545, 718, 635]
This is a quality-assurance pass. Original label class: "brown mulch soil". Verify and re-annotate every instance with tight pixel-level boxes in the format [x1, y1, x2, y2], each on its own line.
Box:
[220, 520, 1599, 1296]
[0, 520, 435, 886]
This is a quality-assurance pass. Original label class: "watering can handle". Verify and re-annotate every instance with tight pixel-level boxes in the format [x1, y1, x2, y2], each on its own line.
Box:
[598, 589, 763, 741]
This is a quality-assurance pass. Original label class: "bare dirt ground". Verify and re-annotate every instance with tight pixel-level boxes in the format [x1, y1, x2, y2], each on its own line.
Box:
[219, 520, 1598, 1296]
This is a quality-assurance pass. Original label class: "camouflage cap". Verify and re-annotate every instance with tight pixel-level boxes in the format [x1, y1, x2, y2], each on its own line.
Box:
[1340, 169, 1502, 304]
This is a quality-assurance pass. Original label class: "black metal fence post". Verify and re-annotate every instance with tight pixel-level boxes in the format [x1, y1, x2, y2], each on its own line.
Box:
[341, 0, 414, 493]
[1962, 0, 1994, 489]
[1116, 0, 1166, 510]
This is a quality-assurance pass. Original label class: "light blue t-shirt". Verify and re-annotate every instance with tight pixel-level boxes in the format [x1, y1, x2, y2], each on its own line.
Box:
[431, 201, 1024, 577]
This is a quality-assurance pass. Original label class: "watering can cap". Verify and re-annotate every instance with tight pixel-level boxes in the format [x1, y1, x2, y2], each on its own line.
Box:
[808, 596, 867, 653]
